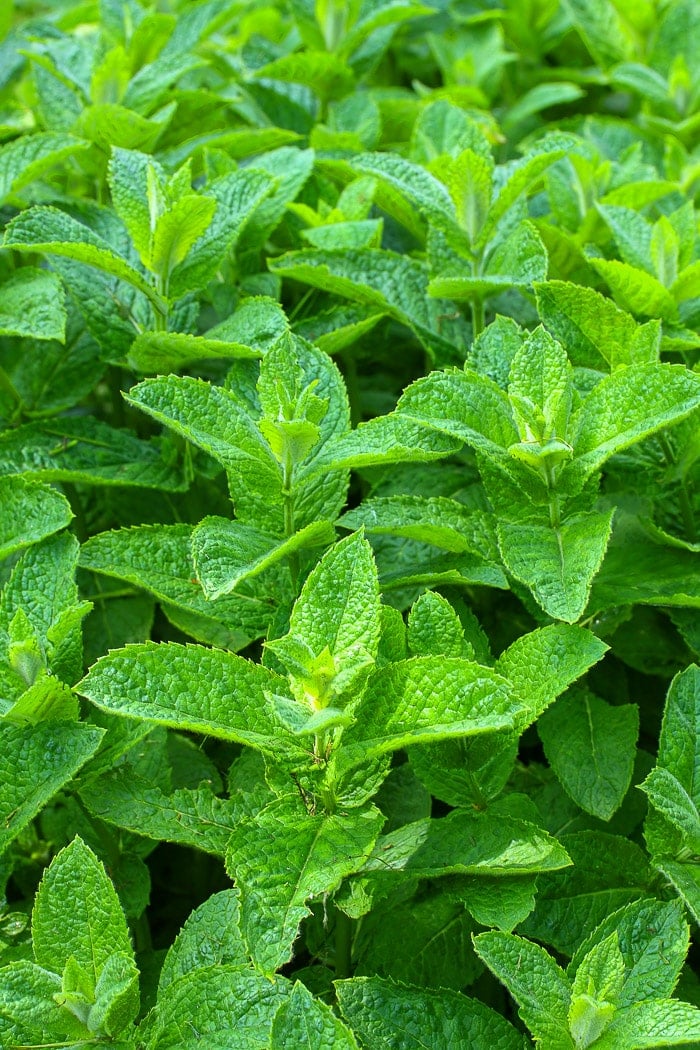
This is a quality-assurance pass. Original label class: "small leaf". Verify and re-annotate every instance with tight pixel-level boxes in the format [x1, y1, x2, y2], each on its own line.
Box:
[0, 267, 66, 341]
[0, 477, 72, 560]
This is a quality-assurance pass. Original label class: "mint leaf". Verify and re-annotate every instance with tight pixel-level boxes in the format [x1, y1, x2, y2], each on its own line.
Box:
[538, 687, 639, 819]
[158, 891, 247, 992]
[0, 267, 66, 341]
[226, 801, 384, 974]
[0, 477, 72, 560]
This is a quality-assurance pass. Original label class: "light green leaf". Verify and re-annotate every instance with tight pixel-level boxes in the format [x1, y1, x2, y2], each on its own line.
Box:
[478, 147, 567, 249]
[362, 806, 570, 878]
[168, 169, 273, 297]
[654, 860, 700, 927]
[269, 248, 470, 359]
[539, 688, 639, 820]
[2, 206, 165, 313]
[338, 657, 522, 768]
[158, 891, 248, 993]
[592, 999, 700, 1048]
[225, 802, 384, 974]
[79, 524, 274, 649]
[0, 477, 72, 560]
[314, 414, 462, 473]
[0, 721, 103, 854]
[336, 976, 528, 1049]
[125, 376, 283, 530]
[0, 960, 89, 1046]
[192, 517, 335, 599]
[569, 899, 690, 1007]
[0, 416, 186, 490]
[32, 837, 134, 990]
[458, 875, 537, 931]
[340, 497, 496, 557]
[128, 327, 262, 373]
[498, 510, 615, 623]
[535, 280, 658, 369]
[80, 772, 241, 855]
[474, 931, 573, 1046]
[151, 194, 217, 278]
[590, 259, 677, 321]
[0, 131, 89, 203]
[270, 980, 359, 1049]
[78, 642, 304, 757]
[407, 591, 473, 658]
[107, 147, 158, 266]
[141, 966, 291, 1048]
[561, 0, 633, 67]
[641, 768, 700, 853]
[495, 624, 608, 728]
[0, 267, 66, 341]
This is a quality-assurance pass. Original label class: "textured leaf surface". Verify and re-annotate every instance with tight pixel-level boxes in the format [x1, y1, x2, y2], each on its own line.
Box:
[336, 977, 527, 1050]
[32, 837, 134, 985]
[362, 806, 571, 877]
[340, 496, 497, 556]
[226, 803, 384, 974]
[0, 476, 72, 560]
[81, 772, 241, 855]
[192, 517, 335, 599]
[498, 510, 615, 622]
[80, 524, 274, 648]
[79, 642, 304, 755]
[495, 624, 608, 728]
[0, 722, 103, 853]
[473, 932, 573, 1046]
[569, 365, 700, 480]
[270, 980, 359, 1049]
[158, 891, 248, 992]
[0, 267, 66, 341]
[539, 688, 639, 819]
[339, 657, 522, 766]
[0, 960, 88, 1046]
[0, 132, 89, 202]
[142, 966, 291, 1049]
[3, 206, 162, 308]
[592, 998, 700, 1048]
[0, 416, 186, 489]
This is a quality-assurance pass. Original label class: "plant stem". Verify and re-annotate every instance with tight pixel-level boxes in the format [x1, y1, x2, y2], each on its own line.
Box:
[334, 907, 353, 979]
[283, 446, 300, 588]
[659, 433, 697, 543]
[471, 296, 484, 339]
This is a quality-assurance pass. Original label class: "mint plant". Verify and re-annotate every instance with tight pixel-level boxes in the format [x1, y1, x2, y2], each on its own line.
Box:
[1, 0, 700, 1046]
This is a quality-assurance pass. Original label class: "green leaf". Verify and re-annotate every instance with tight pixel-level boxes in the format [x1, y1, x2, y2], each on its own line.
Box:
[125, 375, 283, 530]
[270, 980, 358, 1048]
[340, 497, 497, 558]
[641, 768, 700, 853]
[0, 477, 72, 560]
[151, 194, 217, 279]
[495, 624, 608, 728]
[535, 280, 658, 369]
[538, 688, 639, 819]
[314, 414, 462, 473]
[141, 966, 291, 1048]
[338, 657, 522, 767]
[32, 837, 134, 988]
[569, 899, 690, 1007]
[361, 805, 571, 877]
[336, 976, 528, 1049]
[561, 0, 633, 67]
[474, 931, 573, 1046]
[78, 642, 305, 757]
[0, 267, 66, 341]
[498, 510, 615, 623]
[0, 960, 89, 1046]
[270, 533, 381, 688]
[590, 259, 677, 321]
[269, 248, 470, 359]
[569, 365, 700, 482]
[407, 591, 473, 658]
[592, 999, 700, 1048]
[80, 524, 274, 649]
[0, 416, 186, 490]
[3, 206, 165, 313]
[0, 721, 103, 853]
[519, 832, 654, 956]
[158, 891, 248, 992]
[192, 517, 335, 599]
[80, 772, 240, 855]
[225, 801, 384, 974]
[0, 131, 89, 203]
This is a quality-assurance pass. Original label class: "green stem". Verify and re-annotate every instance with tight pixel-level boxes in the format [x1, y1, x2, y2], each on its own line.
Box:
[131, 910, 152, 953]
[283, 447, 300, 589]
[0, 364, 23, 422]
[62, 483, 88, 543]
[471, 296, 485, 339]
[542, 460, 561, 528]
[340, 351, 362, 429]
[334, 907, 353, 979]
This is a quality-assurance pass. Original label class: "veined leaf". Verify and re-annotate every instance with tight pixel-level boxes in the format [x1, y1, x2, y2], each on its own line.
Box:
[0, 477, 72, 560]
[0, 267, 66, 341]
[0, 131, 89, 202]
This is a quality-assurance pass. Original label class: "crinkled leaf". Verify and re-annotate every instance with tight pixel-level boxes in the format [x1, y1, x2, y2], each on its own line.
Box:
[270, 979, 359, 1048]
[158, 891, 247, 992]
[0, 477, 72, 560]
[0, 267, 66, 341]
[225, 802, 384, 974]
[0, 131, 89, 203]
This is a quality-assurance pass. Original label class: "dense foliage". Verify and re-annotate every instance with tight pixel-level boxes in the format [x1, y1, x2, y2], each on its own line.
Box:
[1, 0, 700, 1046]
